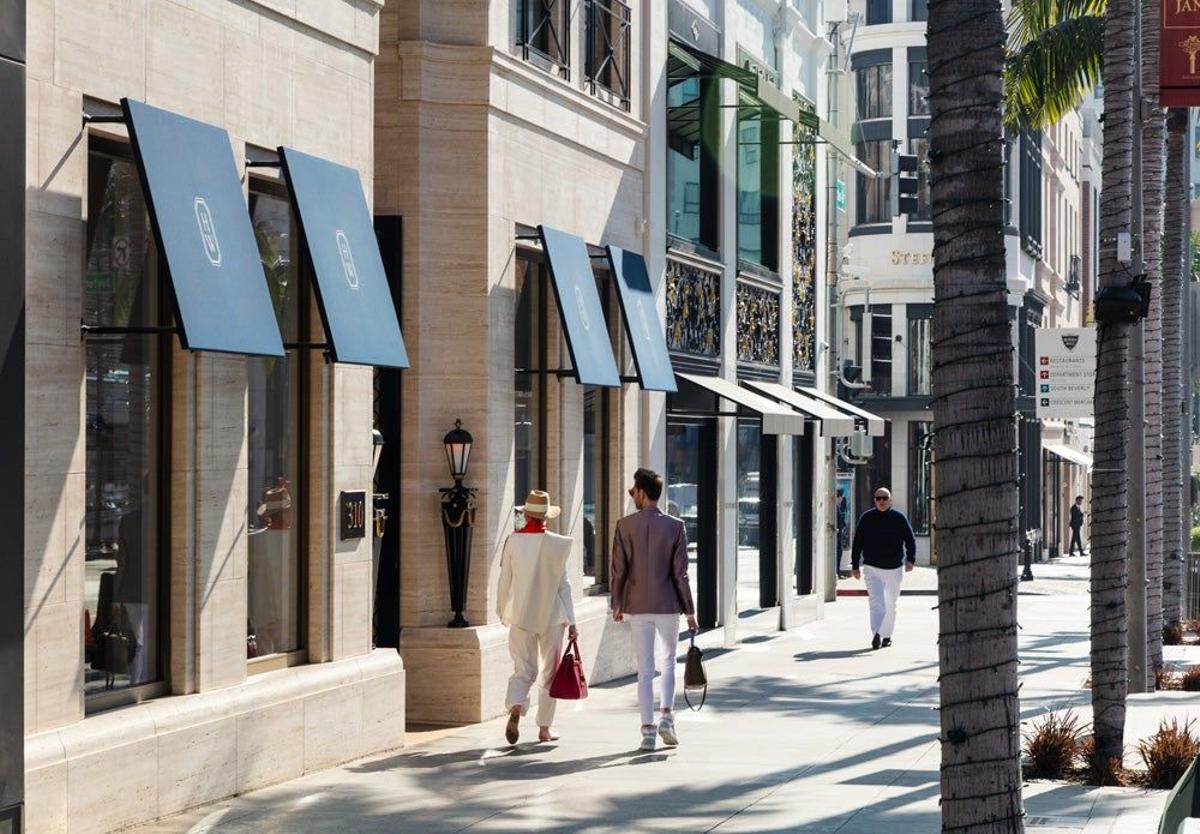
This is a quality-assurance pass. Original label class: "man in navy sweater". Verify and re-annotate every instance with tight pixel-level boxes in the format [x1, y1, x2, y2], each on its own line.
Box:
[850, 487, 917, 650]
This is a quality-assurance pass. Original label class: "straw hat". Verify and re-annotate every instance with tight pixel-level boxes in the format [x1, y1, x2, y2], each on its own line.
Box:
[516, 490, 561, 520]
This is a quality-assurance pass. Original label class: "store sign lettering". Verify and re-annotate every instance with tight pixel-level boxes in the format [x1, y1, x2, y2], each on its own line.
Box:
[890, 250, 933, 266]
[1162, 0, 1200, 104]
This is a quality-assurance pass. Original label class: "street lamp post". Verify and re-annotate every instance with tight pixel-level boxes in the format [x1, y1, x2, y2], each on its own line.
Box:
[441, 420, 476, 628]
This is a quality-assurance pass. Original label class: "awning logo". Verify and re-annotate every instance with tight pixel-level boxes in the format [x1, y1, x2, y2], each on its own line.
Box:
[193, 197, 221, 267]
[336, 230, 359, 290]
[635, 297, 653, 343]
[574, 284, 591, 330]
[1061, 334, 1079, 350]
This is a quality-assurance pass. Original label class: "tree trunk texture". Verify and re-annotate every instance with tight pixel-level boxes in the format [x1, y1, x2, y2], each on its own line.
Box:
[928, 0, 1024, 827]
[1141, 0, 1166, 682]
[1162, 110, 1188, 629]
[1091, 0, 1135, 762]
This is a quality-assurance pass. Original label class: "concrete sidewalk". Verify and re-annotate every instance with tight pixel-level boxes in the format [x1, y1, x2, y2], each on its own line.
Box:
[132, 557, 1185, 833]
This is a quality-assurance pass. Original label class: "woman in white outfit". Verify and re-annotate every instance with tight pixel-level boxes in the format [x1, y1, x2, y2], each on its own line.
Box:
[497, 490, 577, 744]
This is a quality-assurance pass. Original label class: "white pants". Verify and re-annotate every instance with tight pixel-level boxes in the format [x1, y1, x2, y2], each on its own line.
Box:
[505, 624, 565, 727]
[863, 565, 904, 639]
[626, 613, 680, 726]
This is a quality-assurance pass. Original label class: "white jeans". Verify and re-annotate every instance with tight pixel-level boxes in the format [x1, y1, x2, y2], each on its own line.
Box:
[863, 565, 904, 639]
[505, 624, 565, 727]
[626, 613, 680, 726]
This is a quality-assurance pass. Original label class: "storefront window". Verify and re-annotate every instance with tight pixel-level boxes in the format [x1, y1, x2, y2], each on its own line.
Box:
[668, 76, 718, 249]
[908, 312, 932, 395]
[666, 420, 704, 605]
[908, 421, 933, 535]
[246, 183, 304, 660]
[515, 254, 546, 523]
[737, 114, 779, 270]
[856, 140, 891, 224]
[736, 420, 762, 611]
[583, 386, 606, 584]
[84, 143, 164, 699]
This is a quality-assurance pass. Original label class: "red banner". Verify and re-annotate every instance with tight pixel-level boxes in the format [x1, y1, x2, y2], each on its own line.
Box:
[1162, 0, 1200, 105]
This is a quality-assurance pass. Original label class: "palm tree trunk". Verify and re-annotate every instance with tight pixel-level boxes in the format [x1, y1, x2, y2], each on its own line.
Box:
[1142, 0, 1167, 684]
[929, 0, 1023, 827]
[1162, 109, 1188, 630]
[1091, 0, 1135, 763]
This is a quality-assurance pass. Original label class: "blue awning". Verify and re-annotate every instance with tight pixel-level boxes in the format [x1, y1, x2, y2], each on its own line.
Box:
[121, 99, 284, 357]
[278, 147, 409, 368]
[537, 226, 621, 387]
[604, 246, 676, 392]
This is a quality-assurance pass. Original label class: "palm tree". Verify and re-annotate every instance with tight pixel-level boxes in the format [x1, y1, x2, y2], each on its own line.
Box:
[1142, 0, 1167, 685]
[928, 0, 1025, 827]
[1162, 110, 1188, 630]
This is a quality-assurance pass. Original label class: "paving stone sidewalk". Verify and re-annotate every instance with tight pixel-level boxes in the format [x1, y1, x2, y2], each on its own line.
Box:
[132, 557, 1188, 833]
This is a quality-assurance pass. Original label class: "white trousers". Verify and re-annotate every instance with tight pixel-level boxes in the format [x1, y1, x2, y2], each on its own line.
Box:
[863, 565, 904, 639]
[626, 613, 680, 726]
[505, 624, 565, 727]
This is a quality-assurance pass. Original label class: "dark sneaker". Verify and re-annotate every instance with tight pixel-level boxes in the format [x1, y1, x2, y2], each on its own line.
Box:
[881, 638, 892, 648]
[871, 633, 881, 650]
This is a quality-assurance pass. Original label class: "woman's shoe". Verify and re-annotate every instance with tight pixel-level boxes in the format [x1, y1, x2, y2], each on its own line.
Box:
[538, 728, 559, 743]
[658, 717, 679, 747]
[505, 712, 520, 745]
[639, 727, 657, 752]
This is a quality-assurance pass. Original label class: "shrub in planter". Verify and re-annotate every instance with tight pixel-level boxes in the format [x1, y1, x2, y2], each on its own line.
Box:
[1165, 623, 1185, 646]
[1024, 710, 1085, 780]
[1079, 735, 1128, 787]
[1158, 665, 1182, 690]
[1138, 718, 1200, 789]
[1181, 666, 1200, 692]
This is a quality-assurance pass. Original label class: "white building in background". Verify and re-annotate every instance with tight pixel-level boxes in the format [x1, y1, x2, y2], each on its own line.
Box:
[836, 0, 1100, 562]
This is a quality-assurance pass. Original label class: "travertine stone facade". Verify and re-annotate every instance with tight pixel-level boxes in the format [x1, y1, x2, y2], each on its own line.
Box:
[23, 2, 402, 831]
[378, 2, 649, 724]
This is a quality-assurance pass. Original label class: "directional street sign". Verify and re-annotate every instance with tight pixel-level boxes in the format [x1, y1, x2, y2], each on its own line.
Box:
[1034, 327, 1096, 419]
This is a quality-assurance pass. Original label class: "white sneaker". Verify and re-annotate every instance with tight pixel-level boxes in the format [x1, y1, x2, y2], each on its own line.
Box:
[639, 728, 656, 752]
[658, 717, 678, 747]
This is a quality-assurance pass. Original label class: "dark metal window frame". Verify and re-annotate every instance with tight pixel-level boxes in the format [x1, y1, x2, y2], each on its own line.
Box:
[246, 173, 312, 673]
[519, 0, 572, 80]
[585, 0, 631, 111]
[1019, 130, 1044, 259]
[83, 133, 172, 716]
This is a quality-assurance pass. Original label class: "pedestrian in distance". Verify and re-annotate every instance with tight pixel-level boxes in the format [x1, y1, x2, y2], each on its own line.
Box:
[1069, 495, 1086, 556]
[850, 487, 917, 650]
[835, 487, 850, 577]
[497, 490, 577, 745]
[611, 467, 699, 753]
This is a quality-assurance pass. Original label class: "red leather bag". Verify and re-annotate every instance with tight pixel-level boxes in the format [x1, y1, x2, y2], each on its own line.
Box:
[549, 637, 588, 700]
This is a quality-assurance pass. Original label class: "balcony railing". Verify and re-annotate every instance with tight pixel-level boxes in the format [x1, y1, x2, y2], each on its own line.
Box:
[519, 0, 571, 79]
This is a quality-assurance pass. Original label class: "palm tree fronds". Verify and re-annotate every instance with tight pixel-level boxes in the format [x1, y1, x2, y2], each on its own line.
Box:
[1004, 14, 1104, 130]
[1007, 0, 1107, 51]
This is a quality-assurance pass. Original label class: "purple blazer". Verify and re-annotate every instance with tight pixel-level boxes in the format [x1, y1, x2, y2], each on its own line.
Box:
[610, 507, 696, 616]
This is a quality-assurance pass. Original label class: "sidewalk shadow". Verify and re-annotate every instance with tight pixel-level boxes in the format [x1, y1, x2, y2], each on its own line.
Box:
[794, 648, 874, 661]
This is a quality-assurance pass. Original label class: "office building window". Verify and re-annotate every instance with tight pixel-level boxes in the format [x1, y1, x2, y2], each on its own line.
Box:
[1019, 131, 1043, 258]
[519, 0, 570, 77]
[911, 0, 929, 21]
[856, 140, 891, 224]
[737, 114, 780, 270]
[246, 181, 305, 662]
[908, 421, 933, 535]
[909, 61, 929, 116]
[867, 0, 892, 24]
[908, 312, 932, 395]
[856, 63, 892, 120]
[585, 0, 631, 110]
[84, 140, 167, 702]
[910, 137, 931, 221]
[668, 75, 719, 249]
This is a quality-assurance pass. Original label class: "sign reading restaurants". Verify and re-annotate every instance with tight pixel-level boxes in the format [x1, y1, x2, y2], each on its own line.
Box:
[1161, 0, 1200, 105]
[1034, 328, 1096, 419]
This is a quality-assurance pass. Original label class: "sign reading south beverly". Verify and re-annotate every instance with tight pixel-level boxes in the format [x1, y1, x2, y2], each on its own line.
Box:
[1034, 328, 1096, 418]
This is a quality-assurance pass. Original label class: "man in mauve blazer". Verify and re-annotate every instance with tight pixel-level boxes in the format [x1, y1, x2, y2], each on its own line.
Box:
[611, 468, 698, 752]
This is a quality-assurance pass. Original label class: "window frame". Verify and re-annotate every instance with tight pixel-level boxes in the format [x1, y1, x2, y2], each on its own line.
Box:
[855, 63, 893, 121]
[245, 174, 311, 674]
[83, 134, 173, 715]
[908, 60, 929, 116]
[585, 0, 631, 111]
[519, 0, 572, 79]
[514, 248, 550, 528]
[856, 139, 892, 225]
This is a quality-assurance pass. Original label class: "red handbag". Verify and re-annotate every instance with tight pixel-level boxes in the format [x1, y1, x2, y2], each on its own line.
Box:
[549, 637, 588, 700]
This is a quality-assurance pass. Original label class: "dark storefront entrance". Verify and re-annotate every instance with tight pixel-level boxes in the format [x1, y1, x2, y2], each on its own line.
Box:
[666, 410, 719, 628]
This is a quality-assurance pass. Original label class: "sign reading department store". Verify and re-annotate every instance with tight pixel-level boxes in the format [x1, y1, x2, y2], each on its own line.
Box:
[1034, 327, 1096, 419]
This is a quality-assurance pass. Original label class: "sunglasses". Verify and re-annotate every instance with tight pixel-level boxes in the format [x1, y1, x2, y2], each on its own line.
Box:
[874, 495, 889, 501]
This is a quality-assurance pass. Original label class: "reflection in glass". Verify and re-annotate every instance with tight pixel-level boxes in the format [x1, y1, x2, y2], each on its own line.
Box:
[908, 314, 932, 395]
[514, 256, 543, 527]
[856, 140, 892, 224]
[911, 137, 932, 221]
[855, 64, 892, 120]
[247, 187, 303, 659]
[583, 386, 604, 583]
[908, 421, 933, 534]
[738, 118, 763, 265]
[84, 149, 162, 696]
[668, 76, 703, 243]
[666, 421, 702, 599]
[870, 307, 893, 395]
[736, 420, 762, 611]
[909, 61, 929, 116]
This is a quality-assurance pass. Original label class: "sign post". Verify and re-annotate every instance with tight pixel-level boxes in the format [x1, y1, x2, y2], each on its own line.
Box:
[1034, 328, 1097, 419]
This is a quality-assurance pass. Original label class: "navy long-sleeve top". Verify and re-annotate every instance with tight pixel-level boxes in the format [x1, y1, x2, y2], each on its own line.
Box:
[850, 508, 917, 570]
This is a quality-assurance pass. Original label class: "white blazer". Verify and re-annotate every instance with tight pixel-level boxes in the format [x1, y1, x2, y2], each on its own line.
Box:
[496, 531, 575, 633]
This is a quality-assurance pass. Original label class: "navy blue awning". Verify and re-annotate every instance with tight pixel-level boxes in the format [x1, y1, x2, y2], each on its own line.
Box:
[121, 99, 284, 357]
[604, 246, 676, 392]
[537, 226, 620, 388]
[278, 147, 408, 368]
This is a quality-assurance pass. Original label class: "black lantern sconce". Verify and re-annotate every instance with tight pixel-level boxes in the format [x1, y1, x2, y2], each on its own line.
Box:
[441, 419, 476, 628]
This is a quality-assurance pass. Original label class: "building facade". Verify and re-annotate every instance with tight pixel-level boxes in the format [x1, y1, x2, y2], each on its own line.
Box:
[22, 3, 404, 832]
[838, 0, 1098, 562]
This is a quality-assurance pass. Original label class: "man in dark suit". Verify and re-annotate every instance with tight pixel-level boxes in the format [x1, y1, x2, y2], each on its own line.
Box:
[1069, 495, 1086, 556]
